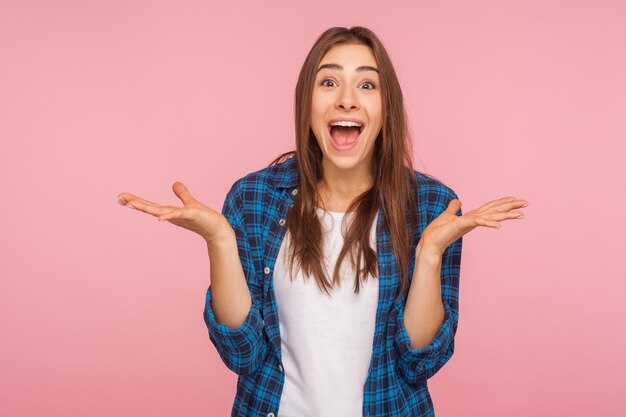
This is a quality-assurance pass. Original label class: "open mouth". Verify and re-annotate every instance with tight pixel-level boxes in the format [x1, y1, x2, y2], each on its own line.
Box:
[327, 123, 364, 147]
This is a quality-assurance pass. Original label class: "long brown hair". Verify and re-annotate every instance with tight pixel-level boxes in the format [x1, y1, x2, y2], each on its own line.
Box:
[268, 26, 419, 303]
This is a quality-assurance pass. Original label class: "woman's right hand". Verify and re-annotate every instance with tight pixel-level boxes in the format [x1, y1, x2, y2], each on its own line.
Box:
[117, 181, 234, 245]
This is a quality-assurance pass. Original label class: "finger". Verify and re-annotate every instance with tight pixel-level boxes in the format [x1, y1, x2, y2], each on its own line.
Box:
[476, 196, 517, 213]
[158, 210, 177, 222]
[446, 198, 462, 213]
[172, 182, 196, 206]
[125, 199, 174, 217]
[497, 198, 528, 210]
[118, 192, 160, 207]
[486, 199, 529, 214]
[478, 211, 525, 222]
[473, 216, 501, 229]
[158, 207, 196, 221]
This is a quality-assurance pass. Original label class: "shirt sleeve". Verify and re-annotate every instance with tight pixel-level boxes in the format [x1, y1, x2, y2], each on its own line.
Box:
[202, 179, 268, 377]
[393, 187, 462, 385]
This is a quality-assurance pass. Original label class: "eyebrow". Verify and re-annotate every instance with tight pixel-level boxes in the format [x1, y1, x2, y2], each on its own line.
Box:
[316, 63, 379, 74]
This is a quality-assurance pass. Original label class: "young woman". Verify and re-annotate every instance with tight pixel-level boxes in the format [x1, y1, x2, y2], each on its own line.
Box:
[118, 27, 527, 417]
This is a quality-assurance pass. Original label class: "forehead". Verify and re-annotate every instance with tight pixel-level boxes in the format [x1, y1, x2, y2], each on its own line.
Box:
[318, 43, 378, 69]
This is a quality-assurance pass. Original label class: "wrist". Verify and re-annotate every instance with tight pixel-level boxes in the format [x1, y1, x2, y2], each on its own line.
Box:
[205, 228, 236, 252]
[416, 241, 444, 260]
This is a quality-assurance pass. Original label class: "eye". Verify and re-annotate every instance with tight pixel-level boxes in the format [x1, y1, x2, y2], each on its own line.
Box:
[319, 78, 377, 89]
[361, 80, 377, 90]
[320, 78, 336, 87]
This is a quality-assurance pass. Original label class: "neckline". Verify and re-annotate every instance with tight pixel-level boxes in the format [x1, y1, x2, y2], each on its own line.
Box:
[315, 207, 350, 215]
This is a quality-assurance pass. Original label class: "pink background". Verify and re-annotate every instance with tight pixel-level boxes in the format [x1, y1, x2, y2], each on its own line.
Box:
[2, 1, 625, 416]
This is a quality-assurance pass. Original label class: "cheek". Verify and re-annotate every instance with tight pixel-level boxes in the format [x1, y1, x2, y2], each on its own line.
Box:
[361, 97, 382, 122]
[370, 108, 383, 129]
[310, 96, 325, 122]
[311, 89, 325, 108]
[310, 97, 332, 135]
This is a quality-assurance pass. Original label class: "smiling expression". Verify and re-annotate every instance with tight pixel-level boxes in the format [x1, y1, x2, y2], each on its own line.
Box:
[310, 43, 383, 174]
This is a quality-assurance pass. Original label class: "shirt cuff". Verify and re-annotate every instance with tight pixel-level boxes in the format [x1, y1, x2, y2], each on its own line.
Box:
[394, 300, 455, 374]
[203, 285, 264, 356]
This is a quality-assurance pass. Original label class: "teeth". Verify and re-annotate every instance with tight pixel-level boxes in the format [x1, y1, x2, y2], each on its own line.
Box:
[329, 121, 362, 127]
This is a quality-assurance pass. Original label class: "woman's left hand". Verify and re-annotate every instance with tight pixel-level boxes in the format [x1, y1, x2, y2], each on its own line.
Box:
[419, 196, 528, 256]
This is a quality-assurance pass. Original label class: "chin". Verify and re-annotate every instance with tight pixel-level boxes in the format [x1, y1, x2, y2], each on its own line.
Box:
[323, 149, 366, 169]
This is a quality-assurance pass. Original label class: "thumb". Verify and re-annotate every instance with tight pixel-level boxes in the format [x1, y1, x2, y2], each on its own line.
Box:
[172, 181, 195, 205]
[447, 198, 462, 213]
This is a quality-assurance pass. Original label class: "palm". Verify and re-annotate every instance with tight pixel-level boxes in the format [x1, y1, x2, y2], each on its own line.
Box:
[421, 196, 528, 254]
[117, 181, 232, 242]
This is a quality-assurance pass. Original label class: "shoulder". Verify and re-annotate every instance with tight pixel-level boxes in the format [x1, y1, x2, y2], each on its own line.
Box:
[413, 169, 460, 217]
[225, 155, 298, 203]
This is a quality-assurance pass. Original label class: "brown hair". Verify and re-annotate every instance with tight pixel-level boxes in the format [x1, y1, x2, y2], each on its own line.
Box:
[269, 26, 419, 303]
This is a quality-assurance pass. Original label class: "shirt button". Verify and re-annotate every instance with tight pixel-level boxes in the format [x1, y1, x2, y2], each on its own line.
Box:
[264, 267, 271, 274]
[278, 218, 286, 226]
[267, 413, 275, 417]
[291, 188, 298, 195]
[278, 364, 283, 372]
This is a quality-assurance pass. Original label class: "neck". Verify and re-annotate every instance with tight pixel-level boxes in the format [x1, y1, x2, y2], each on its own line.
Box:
[317, 158, 374, 210]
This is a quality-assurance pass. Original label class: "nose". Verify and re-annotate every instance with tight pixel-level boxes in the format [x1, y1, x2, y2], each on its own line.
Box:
[335, 85, 360, 111]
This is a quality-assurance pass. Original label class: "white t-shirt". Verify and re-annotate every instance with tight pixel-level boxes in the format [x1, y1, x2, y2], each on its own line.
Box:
[273, 208, 380, 417]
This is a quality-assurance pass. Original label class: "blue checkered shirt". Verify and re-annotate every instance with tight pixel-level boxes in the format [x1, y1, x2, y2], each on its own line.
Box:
[203, 155, 462, 417]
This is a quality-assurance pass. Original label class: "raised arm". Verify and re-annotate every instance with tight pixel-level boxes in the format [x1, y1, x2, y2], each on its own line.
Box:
[202, 179, 267, 376]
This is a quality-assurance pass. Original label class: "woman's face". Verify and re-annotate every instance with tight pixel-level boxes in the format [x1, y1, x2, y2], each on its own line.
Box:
[310, 43, 382, 176]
